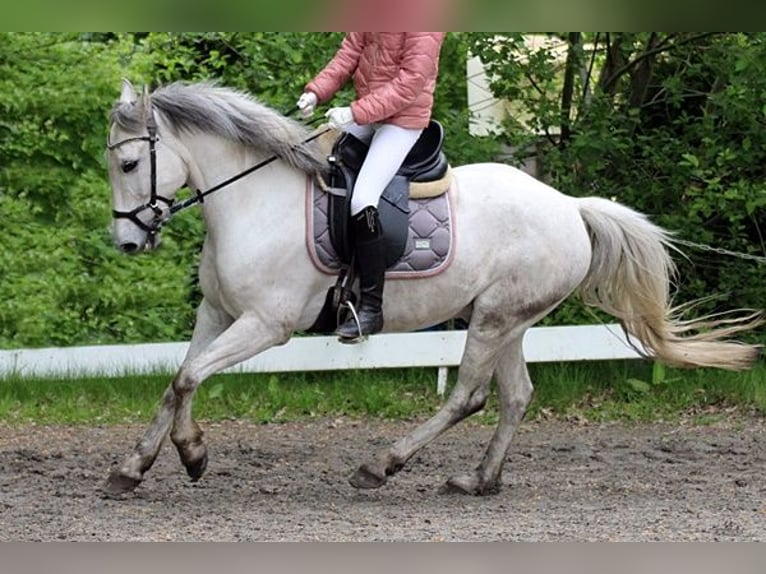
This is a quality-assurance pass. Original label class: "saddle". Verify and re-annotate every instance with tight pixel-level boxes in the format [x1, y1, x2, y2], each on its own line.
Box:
[323, 120, 450, 267]
[307, 120, 452, 334]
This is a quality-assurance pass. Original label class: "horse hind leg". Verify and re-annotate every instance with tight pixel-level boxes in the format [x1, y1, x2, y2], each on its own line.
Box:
[444, 336, 532, 495]
[349, 329, 497, 490]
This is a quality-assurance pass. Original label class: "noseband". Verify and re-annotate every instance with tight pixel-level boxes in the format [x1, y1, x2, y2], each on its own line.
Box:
[107, 110, 174, 237]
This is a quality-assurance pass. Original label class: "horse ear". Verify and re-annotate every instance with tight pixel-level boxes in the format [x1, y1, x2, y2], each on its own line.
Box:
[140, 84, 152, 118]
[120, 78, 137, 104]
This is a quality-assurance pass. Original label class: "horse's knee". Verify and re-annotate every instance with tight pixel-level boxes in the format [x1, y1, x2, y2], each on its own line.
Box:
[172, 370, 199, 395]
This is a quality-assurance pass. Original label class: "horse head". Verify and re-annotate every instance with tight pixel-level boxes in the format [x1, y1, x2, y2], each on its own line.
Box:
[106, 79, 189, 253]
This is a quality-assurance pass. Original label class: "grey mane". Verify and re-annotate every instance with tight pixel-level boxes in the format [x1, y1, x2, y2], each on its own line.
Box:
[110, 81, 327, 175]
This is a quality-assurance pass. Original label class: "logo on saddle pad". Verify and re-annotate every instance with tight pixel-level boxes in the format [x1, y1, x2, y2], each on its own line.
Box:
[306, 120, 456, 279]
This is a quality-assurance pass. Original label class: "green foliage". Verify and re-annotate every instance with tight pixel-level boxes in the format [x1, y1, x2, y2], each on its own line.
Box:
[0, 33, 201, 348]
[131, 33, 349, 108]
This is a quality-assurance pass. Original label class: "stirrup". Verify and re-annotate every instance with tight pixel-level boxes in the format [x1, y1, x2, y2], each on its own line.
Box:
[336, 301, 367, 344]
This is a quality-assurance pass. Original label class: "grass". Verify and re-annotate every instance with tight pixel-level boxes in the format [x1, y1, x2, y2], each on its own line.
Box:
[525, 359, 766, 424]
[0, 359, 764, 426]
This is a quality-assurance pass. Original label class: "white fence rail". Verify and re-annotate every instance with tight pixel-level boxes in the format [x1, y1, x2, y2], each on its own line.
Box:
[0, 324, 644, 395]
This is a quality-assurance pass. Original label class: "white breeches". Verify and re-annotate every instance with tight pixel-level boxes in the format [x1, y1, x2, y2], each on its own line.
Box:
[345, 122, 423, 215]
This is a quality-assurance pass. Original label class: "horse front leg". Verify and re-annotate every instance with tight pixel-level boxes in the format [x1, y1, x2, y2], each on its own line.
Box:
[105, 300, 233, 494]
[168, 312, 288, 484]
[349, 332, 497, 490]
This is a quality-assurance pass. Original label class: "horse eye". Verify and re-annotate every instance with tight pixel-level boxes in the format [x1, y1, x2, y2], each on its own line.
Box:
[121, 159, 138, 173]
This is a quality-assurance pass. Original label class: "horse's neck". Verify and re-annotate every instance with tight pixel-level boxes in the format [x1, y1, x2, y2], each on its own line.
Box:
[183, 134, 307, 239]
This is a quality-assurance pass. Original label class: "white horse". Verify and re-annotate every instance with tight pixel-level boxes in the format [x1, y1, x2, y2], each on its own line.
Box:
[104, 80, 762, 496]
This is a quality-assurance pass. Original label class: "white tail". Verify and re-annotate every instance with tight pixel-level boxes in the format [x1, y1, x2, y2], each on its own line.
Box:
[577, 197, 763, 370]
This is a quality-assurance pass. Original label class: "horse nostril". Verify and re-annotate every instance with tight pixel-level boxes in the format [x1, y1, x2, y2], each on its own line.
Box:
[119, 242, 140, 254]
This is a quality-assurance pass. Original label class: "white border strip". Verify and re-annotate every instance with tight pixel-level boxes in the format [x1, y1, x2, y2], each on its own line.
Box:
[0, 324, 643, 380]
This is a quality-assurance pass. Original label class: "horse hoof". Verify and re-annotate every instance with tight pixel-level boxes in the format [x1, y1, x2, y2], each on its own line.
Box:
[442, 476, 476, 495]
[104, 470, 142, 495]
[185, 452, 208, 482]
[348, 465, 387, 489]
[443, 473, 500, 496]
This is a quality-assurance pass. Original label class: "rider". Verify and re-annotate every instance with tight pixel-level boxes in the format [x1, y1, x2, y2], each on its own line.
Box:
[297, 32, 445, 342]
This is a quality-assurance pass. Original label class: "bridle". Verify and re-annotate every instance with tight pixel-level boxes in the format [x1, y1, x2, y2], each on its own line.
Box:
[107, 110, 174, 240]
[107, 105, 330, 240]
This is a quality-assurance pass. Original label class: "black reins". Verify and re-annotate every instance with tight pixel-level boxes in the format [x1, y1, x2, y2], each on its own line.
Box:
[108, 105, 329, 237]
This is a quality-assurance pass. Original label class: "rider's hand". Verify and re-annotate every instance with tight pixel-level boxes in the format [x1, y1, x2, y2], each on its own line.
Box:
[325, 107, 355, 131]
[296, 92, 318, 118]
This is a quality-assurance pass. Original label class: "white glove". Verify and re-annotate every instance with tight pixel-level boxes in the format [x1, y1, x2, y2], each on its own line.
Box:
[296, 92, 318, 118]
[325, 106, 355, 131]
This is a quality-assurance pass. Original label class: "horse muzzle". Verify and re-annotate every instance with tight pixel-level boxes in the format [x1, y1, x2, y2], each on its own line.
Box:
[112, 198, 172, 254]
[116, 232, 162, 254]
[113, 217, 163, 254]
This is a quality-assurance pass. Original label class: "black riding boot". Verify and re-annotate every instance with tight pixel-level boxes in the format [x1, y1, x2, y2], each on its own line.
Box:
[336, 206, 386, 342]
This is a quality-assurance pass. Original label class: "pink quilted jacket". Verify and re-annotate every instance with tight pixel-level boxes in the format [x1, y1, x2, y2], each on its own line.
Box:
[305, 32, 445, 129]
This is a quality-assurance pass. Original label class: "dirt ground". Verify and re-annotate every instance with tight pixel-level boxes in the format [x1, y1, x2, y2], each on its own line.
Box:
[1, 415, 765, 541]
